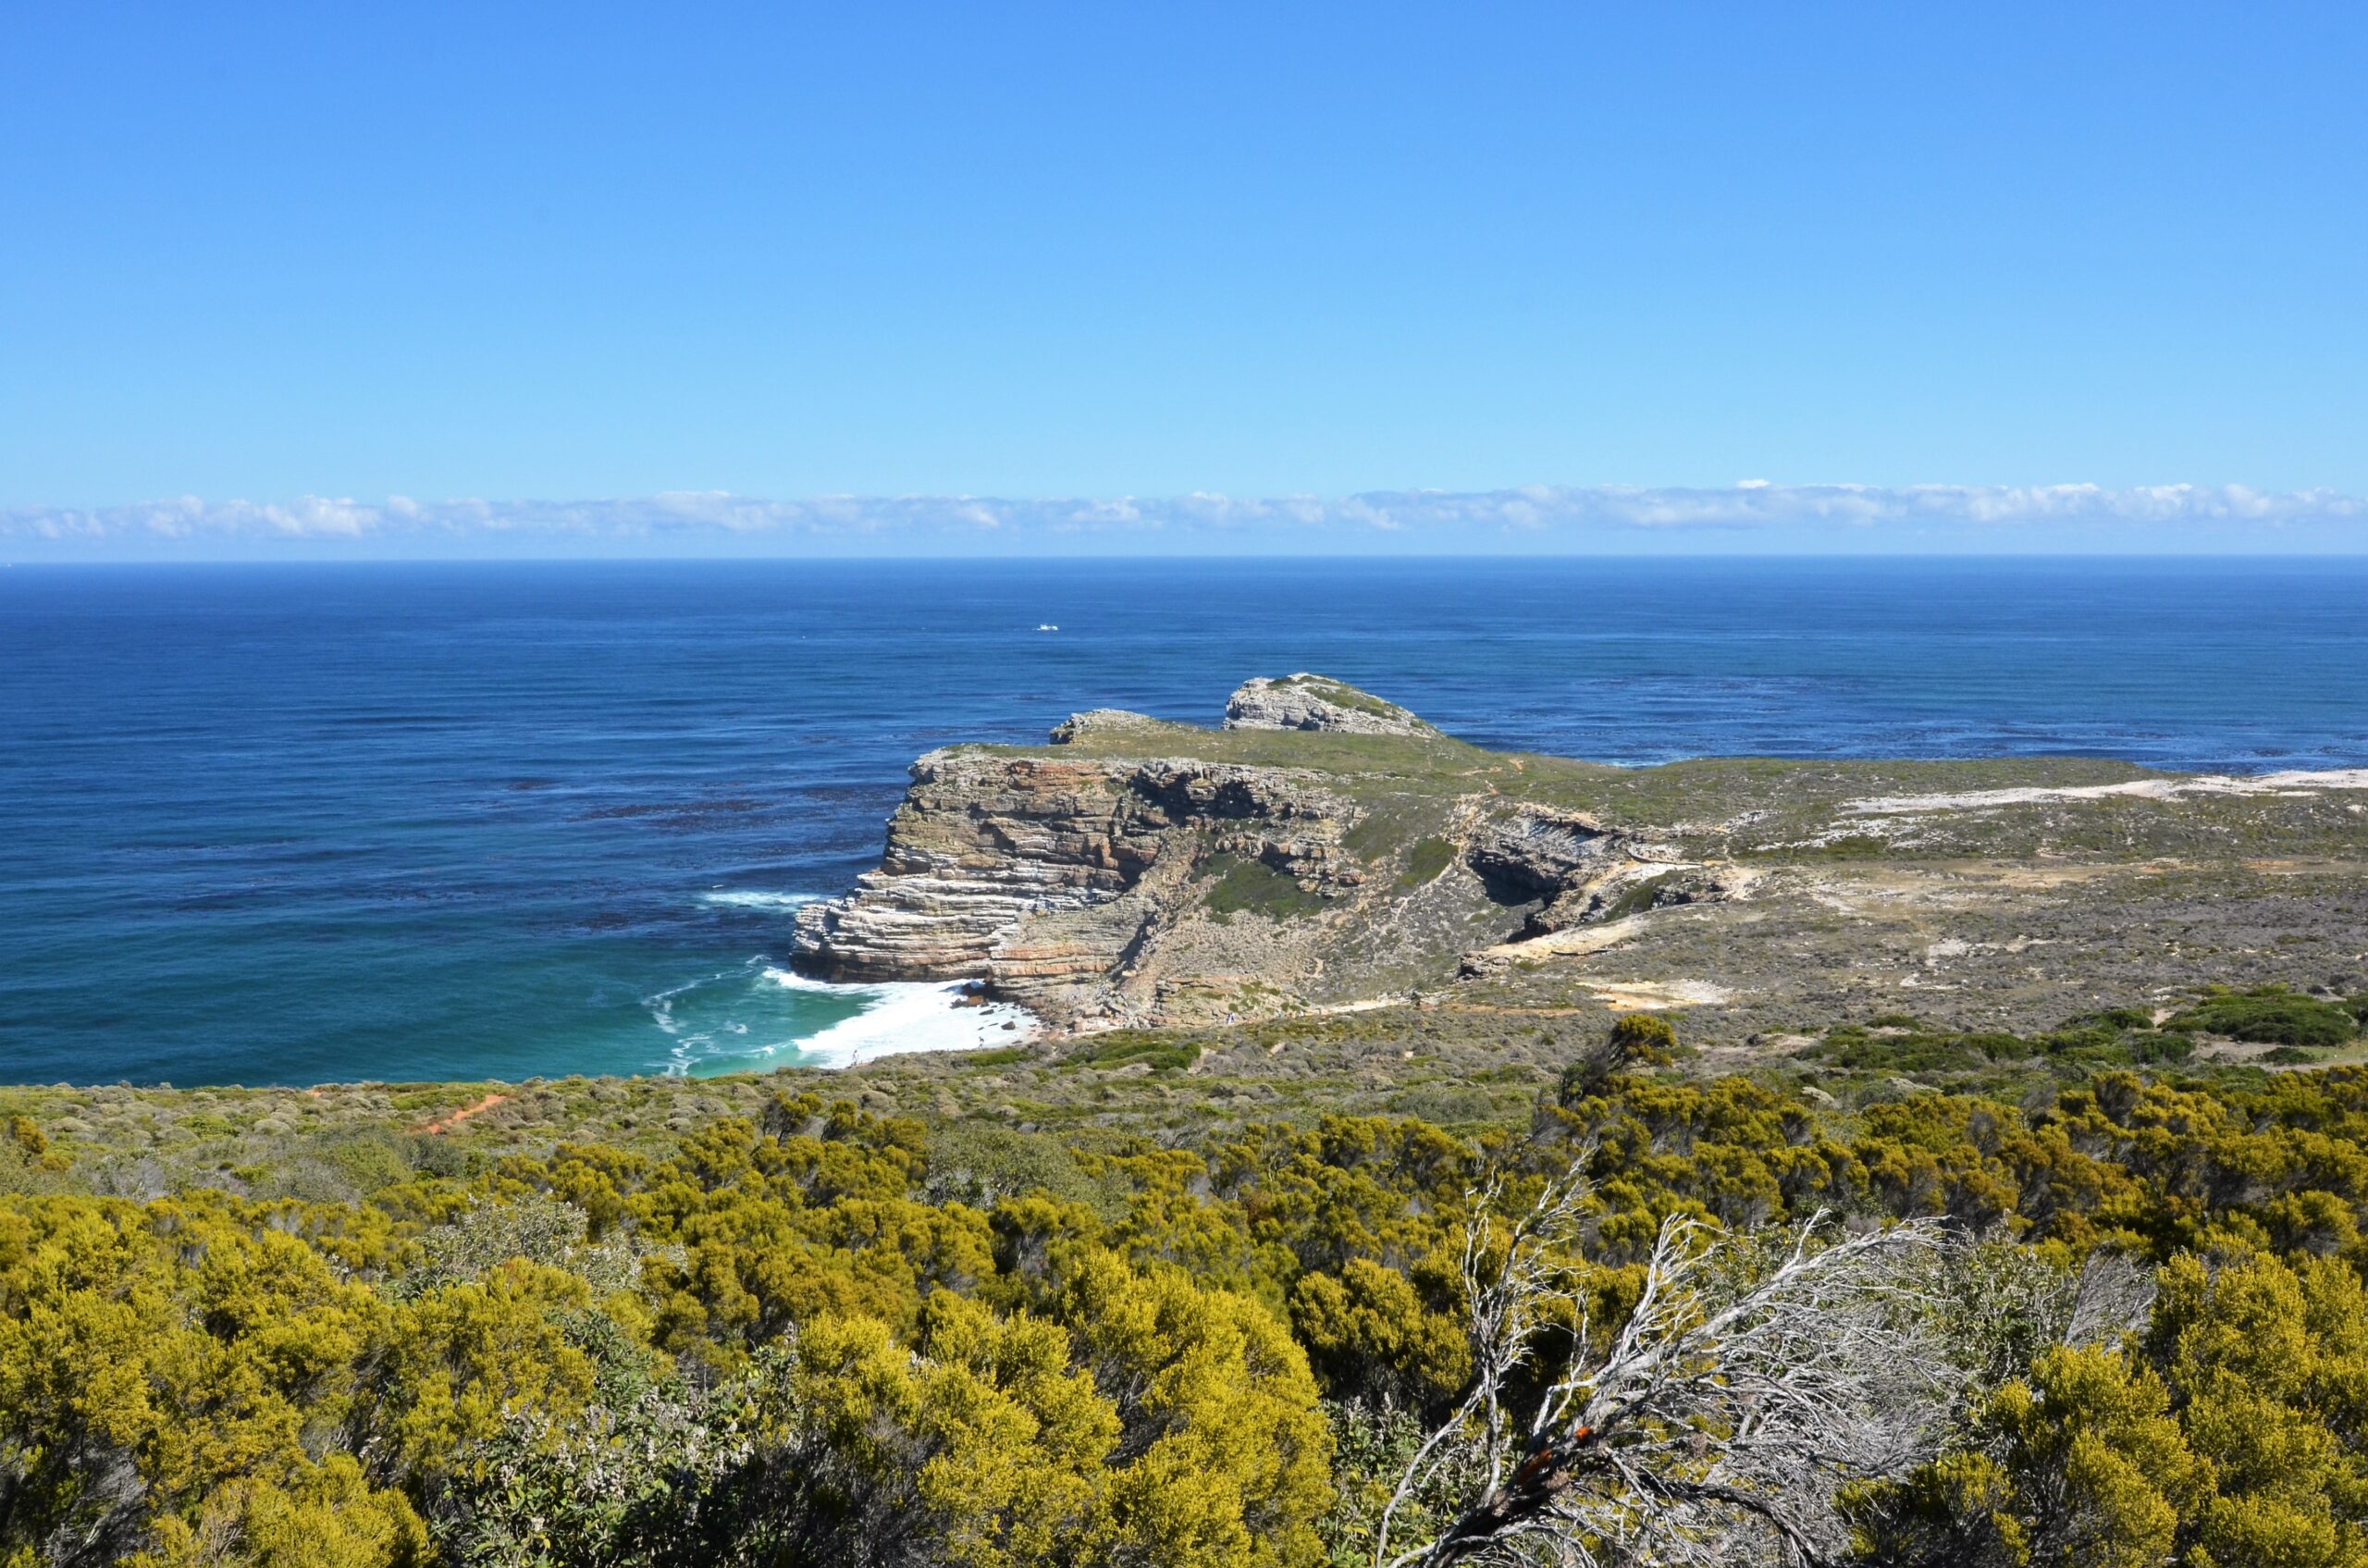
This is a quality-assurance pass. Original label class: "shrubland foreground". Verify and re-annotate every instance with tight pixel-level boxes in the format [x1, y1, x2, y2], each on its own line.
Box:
[10, 991, 2368, 1565]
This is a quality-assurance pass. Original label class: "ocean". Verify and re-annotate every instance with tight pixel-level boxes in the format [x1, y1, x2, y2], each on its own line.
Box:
[2, 557, 2363, 1088]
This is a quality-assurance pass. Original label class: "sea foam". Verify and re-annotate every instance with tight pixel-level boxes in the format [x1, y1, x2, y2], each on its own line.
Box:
[758, 966, 1038, 1068]
[645, 958, 1038, 1077]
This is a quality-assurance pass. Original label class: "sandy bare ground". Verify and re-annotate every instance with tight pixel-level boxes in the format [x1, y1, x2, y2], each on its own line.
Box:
[1844, 769, 2368, 816]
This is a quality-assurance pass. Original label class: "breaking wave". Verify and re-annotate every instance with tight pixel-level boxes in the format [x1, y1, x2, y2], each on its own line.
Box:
[698, 890, 823, 911]
[644, 958, 1035, 1076]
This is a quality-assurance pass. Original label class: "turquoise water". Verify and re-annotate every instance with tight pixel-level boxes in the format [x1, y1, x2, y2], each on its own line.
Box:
[2, 557, 2362, 1087]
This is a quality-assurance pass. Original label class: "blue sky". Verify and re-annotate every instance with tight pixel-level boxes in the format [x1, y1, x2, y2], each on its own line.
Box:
[4, 2, 2365, 556]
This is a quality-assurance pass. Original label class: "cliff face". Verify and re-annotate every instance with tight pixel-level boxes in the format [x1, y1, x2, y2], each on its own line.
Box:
[793, 747, 1362, 998]
[793, 751, 1153, 982]
[793, 677, 1684, 1027]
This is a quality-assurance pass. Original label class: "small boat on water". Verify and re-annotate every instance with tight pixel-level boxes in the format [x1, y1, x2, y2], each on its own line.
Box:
[1036, 623, 1058, 632]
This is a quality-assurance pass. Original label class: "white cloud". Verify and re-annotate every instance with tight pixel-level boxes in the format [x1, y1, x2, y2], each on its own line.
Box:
[3, 483, 2362, 555]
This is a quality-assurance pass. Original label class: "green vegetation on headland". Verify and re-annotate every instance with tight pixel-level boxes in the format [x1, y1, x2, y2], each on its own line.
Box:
[1201, 850, 1331, 921]
[13, 988, 2368, 1566]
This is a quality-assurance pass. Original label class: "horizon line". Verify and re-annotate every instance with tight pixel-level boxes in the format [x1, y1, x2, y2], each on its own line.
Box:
[11, 549, 2368, 569]
[4, 481, 2363, 562]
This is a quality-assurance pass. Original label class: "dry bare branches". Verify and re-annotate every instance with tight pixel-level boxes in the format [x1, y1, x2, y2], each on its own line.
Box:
[1377, 1167, 1958, 1568]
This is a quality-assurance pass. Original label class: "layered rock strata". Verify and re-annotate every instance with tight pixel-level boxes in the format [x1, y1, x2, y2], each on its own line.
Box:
[793, 747, 1363, 1003]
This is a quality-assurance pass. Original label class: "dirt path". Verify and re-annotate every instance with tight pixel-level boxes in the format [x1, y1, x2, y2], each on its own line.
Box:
[412, 1093, 509, 1135]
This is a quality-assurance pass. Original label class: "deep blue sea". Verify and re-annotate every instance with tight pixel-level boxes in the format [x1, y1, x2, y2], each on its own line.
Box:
[3, 558, 2363, 1088]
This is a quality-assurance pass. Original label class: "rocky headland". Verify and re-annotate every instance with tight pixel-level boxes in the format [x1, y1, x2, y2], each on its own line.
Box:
[796, 676, 2368, 1046]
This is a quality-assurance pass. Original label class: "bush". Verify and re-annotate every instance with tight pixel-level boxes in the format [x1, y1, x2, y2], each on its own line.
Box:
[1202, 852, 1327, 920]
[2071, 1006, 2157, 1032]
[1964, 1032, 2034, 1063]
[1384, 1084, 1500, 1126]
[400, 1193, 612, 1296]
[1396, 836, 1456, 890]
[2164, 986, 2359, 1047]
[6, 1115, 46, 1157]
[314, 1129, 415, 1191]
[956, 1044, 1035, 1068]
[1076, 1032, 1198, 1073]
[1812, 1031, 1994, 1076]
[1562, 1014, 1679, 1102]
[2125, 1031, 2194, 1066]
[922, 1122, 1126, 1216]
[408, 1132, 473, 1179]
[1610, 1013, 1678, 1064]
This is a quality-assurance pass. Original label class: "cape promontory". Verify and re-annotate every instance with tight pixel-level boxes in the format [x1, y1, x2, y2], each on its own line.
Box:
[795, 676, 2368, 1043]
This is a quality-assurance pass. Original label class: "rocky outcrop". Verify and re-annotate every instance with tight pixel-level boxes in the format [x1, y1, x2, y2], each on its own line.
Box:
[1224, 674, 1437, 736]
[1460, 810, 1733, 934]
[1465, 810, 1622, 932]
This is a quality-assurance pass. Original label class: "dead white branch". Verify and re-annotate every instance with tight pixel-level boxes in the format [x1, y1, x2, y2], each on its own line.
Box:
[1378, 1180, 1955, 1568]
